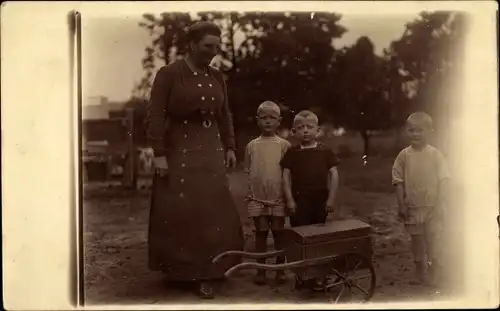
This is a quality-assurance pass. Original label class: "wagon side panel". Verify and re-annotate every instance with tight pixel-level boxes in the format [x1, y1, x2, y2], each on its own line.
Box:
[304, 236, 373, 260]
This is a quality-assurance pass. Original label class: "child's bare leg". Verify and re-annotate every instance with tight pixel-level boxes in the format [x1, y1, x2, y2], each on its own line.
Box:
[253, 216, 269, 285]
[409, 229, 429, 285]
[271, 216, 287, 283]
[425, 216, 443, 287]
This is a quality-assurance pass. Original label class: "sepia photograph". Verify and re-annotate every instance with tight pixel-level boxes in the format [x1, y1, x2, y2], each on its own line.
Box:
[80, 7, 471, 306]
[1, 1, 498, 310]
[79, 7, 470, 306]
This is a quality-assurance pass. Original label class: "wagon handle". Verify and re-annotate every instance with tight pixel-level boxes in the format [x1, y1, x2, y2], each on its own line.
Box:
[223, 255, 340, 278]
[212, 249, 286, 264]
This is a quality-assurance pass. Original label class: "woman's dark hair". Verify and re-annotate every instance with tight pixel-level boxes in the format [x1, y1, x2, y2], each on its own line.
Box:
[186, 21, 221, 43]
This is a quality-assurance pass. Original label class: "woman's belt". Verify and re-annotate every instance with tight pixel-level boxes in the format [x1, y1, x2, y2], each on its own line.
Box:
[173, 108, 217, 128]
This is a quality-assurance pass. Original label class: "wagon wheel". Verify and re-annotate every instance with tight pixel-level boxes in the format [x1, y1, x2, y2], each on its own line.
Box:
[322, 253, 376, 303]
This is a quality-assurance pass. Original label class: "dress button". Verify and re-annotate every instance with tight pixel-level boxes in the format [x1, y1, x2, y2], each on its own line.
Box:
[198, 84, 202, 87]
[180, 178, 185, 183]
[204, 73, 209, 76]
[179, 193, 184, 198]
[194, 72, 198, 76]
[184, 134, 188, 138]
[182, 149, 187, 154]
[211, 97, 215, 101]
[209, 84, 212, 87]
[181, 163, 186, 167]
[201, 96, 205, 100]
[184, 120, 187, 124]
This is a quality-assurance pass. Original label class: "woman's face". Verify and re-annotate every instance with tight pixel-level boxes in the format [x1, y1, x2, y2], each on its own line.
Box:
[191, 34, 221, 66]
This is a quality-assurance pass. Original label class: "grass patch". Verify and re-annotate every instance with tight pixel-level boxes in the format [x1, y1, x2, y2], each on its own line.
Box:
[338, 156, 395, 194]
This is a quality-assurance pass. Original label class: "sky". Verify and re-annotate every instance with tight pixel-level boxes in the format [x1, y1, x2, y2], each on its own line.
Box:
[82, 13, 416, 104]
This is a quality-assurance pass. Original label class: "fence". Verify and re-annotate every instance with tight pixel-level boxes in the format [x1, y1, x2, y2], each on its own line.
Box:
[82, 108, 137, 188]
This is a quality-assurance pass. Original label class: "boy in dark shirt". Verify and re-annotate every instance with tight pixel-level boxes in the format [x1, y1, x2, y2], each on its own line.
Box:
[281, 110, 340, 227]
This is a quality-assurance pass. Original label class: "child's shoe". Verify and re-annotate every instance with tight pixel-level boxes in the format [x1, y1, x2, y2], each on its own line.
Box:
[410, 261, 430, 286]
[427, 261, 443, 288]
[253, 270, 267, 285]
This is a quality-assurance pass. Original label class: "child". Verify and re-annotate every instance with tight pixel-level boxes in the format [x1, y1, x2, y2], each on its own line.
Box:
[281, 110, 339, 227]
[280, 110, 339, 286]
[392, 112, 450, 287]
[244, 101, 291, 285]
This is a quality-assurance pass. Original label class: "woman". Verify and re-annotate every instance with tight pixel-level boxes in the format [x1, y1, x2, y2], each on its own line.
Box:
[145, 21, 244, 299]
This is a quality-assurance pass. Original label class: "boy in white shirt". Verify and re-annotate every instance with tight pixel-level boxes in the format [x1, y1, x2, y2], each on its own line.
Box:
[244, 101, 291, 285]
[392, 112, 450, 286]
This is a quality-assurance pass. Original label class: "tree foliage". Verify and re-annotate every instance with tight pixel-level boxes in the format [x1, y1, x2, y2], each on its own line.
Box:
[386, 11, 467, 120]
[128, 10, 467, 155]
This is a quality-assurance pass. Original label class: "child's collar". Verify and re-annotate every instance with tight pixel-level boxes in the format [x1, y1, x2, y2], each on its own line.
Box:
[410, 144, 429, 151]
[259, 134, 278, 139]
[300, 142, 318, 149]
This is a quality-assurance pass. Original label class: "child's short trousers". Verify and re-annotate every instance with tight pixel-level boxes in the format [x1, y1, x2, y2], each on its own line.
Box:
[247, 199, 286, 217]
[404, 206, 440, 235]
[253, 215, 285, 232]
[290, 189, 329, 227]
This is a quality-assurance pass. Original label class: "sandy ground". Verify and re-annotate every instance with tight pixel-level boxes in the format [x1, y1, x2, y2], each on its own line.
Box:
[83, 169, 451, 306]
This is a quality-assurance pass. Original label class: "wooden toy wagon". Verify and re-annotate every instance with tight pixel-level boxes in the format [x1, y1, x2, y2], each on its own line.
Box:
[212, 219, 376, 303]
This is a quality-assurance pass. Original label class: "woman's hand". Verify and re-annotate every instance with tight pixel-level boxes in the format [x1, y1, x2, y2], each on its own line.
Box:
[226, 149, 237, 169]
[326, 197, 335, 214]
[153, 156, 168, 177]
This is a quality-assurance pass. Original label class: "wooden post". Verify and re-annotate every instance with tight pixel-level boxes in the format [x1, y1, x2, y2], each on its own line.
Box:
[123, 108, 137, 189]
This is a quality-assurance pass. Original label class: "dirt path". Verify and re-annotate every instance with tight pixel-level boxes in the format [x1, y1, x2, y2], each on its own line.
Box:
[83, 173, 446, 305]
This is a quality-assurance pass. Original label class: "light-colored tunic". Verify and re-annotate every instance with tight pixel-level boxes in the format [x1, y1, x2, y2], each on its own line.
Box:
[244, 135, 291, 217]
[392, 145, 450, 227]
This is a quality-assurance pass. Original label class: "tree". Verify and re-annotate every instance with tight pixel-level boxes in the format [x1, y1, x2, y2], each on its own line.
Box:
[222, 12, 347, 130]
[132, 13, 195, 99]
[135, 11, 348, 154]
[330, 36, 393, 157]
[133, 11, 246, 98]
[387, 11, 467, 124]
[384, 11, 468, 154]
[135, 11, 464, 158]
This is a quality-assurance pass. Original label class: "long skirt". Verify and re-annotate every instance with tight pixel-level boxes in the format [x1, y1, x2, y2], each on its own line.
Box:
[147, 119, 244, 281]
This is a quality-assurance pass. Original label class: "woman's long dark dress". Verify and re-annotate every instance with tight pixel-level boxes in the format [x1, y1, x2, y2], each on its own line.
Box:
[145, 59, 244, 281]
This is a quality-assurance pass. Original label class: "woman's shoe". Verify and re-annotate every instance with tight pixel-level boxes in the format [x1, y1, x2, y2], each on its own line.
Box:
[195, 282, 214, 299]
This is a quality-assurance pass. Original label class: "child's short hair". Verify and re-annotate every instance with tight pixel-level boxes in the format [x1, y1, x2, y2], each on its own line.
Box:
[407, 112, 433, 129]
[293, 110, 319, 126]
[257, 101, 281, 116]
